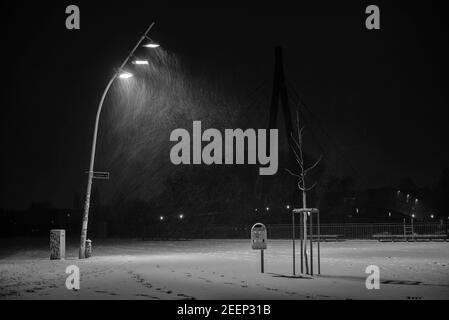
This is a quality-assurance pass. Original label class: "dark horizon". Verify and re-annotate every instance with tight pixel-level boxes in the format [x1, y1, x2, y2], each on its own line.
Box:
[2, 1, 449, 210]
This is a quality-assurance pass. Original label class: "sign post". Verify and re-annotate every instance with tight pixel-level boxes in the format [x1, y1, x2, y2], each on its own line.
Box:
[85, 171, 110, 180]
[251, 223, 267, 273]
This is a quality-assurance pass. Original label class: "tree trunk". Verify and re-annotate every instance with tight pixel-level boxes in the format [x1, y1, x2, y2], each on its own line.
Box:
[302, 190, 309, 274]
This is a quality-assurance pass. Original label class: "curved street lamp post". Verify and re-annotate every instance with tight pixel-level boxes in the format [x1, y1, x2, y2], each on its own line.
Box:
[79, 22, 158, 259]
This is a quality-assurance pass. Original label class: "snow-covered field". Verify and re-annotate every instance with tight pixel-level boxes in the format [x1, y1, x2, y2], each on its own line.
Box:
[1, 239, 448, 300]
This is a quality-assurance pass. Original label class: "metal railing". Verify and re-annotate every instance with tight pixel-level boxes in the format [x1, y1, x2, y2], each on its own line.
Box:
[121, 222, 448, 240]
[267, 222, 448, 240]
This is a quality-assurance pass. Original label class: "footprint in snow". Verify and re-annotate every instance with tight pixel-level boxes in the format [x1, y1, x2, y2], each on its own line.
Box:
[177, 293, 196, 300]
[134, 293, 159, 299]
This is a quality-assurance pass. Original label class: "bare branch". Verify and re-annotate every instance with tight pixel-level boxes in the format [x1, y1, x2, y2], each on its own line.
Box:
[290, 132, 301, 153]
[298, 126, 305, 141]
[291, 145, 303, 168]
[304, 155, 323, 176]
[294, 111, 305, 145]
[297, 128, 305, 171]
[305, 182, 318, 191]
[296, 111, 301, 141]
[285, 168, 301, 178]
[289, 133, 304, 168]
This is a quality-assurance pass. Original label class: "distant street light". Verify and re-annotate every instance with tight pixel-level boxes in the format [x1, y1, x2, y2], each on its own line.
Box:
[430, 214, 434, 219]
[266, 207, 270, 211]
[79, 22, 160, 259]
[286, 205, 291, 210]
[160, 216, 164, 221]
[132, 60, 149, 65]
[179, 214, 184, 219]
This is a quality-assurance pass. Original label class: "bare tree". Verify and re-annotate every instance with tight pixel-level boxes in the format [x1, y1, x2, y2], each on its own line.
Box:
[286, 111, 322, 274]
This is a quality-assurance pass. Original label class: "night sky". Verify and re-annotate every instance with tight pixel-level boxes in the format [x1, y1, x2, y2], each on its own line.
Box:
[2, 1, 448, 209]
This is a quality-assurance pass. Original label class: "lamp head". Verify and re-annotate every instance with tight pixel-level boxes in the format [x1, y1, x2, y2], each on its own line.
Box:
[118, 72, 133, 79]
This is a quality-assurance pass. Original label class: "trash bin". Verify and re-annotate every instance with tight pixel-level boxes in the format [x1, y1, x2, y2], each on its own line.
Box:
[50, 229, 65, 260]
[251, 223, 267, 250]
[85, 239, 92, 258]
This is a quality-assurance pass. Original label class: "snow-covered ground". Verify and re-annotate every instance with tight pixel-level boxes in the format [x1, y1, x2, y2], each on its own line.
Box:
[1, 239, 448, 300]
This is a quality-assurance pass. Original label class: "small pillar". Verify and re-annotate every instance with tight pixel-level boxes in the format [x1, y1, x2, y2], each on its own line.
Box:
[50, 229, 65, 260]
[85, 239, 92, 258]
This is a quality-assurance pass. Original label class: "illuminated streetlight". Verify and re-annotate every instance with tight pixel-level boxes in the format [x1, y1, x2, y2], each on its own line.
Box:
[411, 214, 415, 218]
[118, 72, 133, 79]
[160, 216, 164, 221]
[430, 214, 434, 219]
[79, 22, 158, 259]
[179, 214, 184, 219]
[132, 60, 149, 65]
[266, 207, 270, 211]
[286, 205, 291, 210]
[254, 208, 258, 212]
[143, 41, 160, 48]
